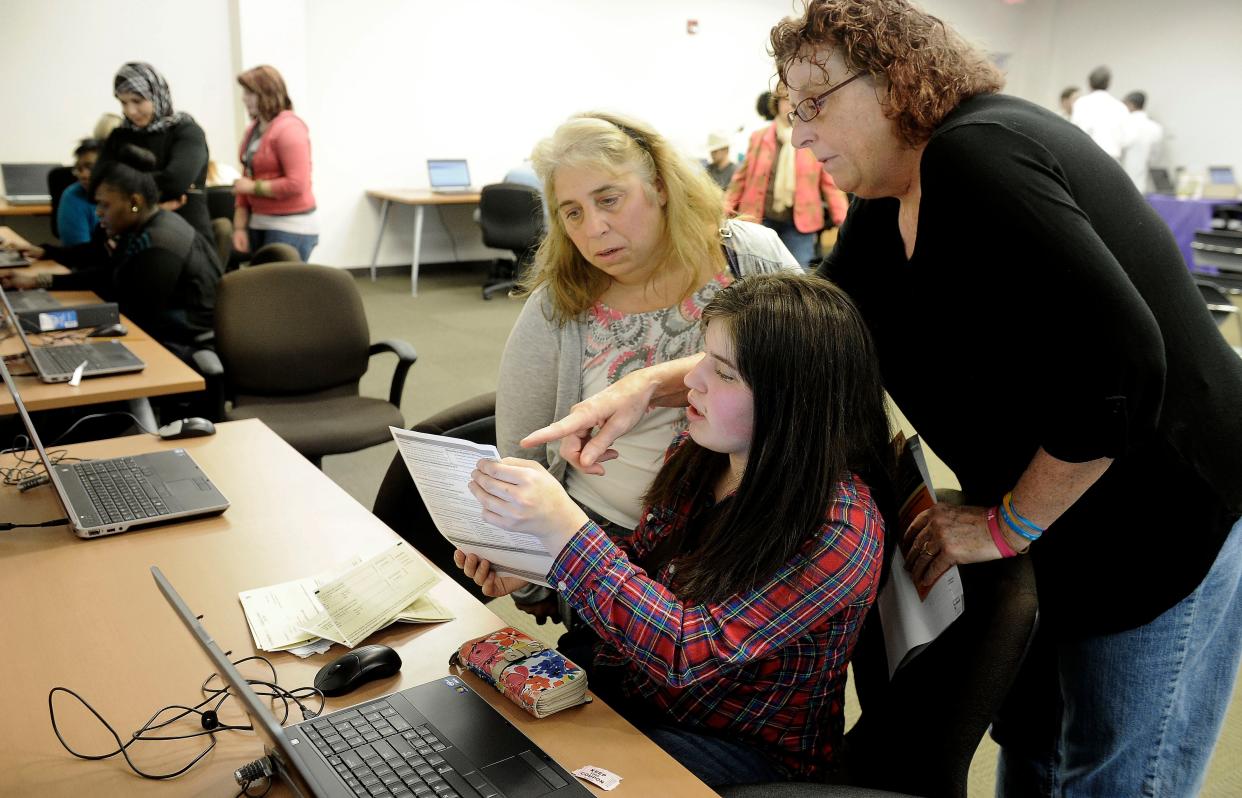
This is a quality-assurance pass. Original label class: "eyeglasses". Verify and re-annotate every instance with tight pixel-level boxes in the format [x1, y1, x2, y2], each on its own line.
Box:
[787, 73, 863, 125]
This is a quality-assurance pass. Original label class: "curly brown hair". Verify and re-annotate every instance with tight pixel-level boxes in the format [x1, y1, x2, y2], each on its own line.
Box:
[770, 0, 1004, 146]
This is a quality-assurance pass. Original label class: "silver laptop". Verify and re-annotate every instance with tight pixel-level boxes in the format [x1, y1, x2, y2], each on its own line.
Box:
[0, 249, 34, 268]
[5, 288, 60, 312]
[0, 283, 144, 382]
[1, 162, 59, 204]
[0, 357, 229, 538]
[152, 567, 590, 798]
[428, 159, 476, 194]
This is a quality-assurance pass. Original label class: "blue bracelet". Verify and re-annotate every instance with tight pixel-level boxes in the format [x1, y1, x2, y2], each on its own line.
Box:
[999, 500, 1041, 542]
[1003, 491, 1046, 534]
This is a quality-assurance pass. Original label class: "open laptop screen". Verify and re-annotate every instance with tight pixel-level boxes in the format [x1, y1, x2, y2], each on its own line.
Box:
[2, 163, 59, 201]
[427, 159, 471, 189]
[1208, 166, 1236, 186]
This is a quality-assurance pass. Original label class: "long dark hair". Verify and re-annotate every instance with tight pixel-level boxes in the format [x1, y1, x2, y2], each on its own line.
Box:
[644, 273, 894, 604]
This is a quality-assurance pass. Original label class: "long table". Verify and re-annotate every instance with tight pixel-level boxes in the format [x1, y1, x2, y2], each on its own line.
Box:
[0, 289, 205, 414]
[0, 419, 715, 796]
[365, 189, 482, 296]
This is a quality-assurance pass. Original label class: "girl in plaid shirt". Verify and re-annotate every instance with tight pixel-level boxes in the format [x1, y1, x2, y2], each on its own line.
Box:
[460, 273, 892, 786]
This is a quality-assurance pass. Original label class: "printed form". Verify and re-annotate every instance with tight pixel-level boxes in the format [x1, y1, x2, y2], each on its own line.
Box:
[390, 427, 554, 586]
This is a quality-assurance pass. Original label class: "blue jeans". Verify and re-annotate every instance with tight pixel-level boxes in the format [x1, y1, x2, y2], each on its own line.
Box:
[997, 515, 1242, 798]
[763, 219, 816, 268]
[641, 724, 788, 788]
[248, 228, 319, 262]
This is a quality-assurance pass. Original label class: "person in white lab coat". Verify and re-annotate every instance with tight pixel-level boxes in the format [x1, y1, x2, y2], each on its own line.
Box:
[1071, 66, 1129, 159]
[1121, 91, 1164, 192]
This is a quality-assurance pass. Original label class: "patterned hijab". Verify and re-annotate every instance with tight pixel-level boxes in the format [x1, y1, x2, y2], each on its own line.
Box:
[114, 62, 189, 133]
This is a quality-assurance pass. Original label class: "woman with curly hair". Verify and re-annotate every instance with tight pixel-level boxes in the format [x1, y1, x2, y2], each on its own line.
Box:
[519, 2, 1242, 796]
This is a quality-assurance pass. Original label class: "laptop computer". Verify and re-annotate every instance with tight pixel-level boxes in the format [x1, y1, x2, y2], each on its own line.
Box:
[1, 162, 60, 205]
[428, 159, 476, 194]
[0, 357, 229, 538]
[0, 249, 34, 268]
[1149, 167, 1176, 195]
[152, 567, 590, 798]
[5, 288, 61, 312]
[1203, 165, 1240, 200]
[0, 283, 144, 382]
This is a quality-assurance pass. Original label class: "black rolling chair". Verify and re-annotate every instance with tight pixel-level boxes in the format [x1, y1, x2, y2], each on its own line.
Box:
[477, 183, 544, 300]
[47, 166, 76, 239]
[206, 185, 235, 220]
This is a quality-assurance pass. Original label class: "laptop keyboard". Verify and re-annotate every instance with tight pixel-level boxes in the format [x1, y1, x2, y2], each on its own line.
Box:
[305, 699, 495, 798]
[75, 458, 169, 523]
[33, 343, 130, 374]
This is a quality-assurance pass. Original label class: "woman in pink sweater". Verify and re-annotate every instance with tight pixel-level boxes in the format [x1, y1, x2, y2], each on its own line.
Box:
[725, 84, 847, 267]
[232, 65, 318, 261]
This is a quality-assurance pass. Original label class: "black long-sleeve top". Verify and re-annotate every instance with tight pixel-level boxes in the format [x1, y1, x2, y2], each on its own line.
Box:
[95, 120, 212, 243]
[42, 210, 221, 348]
[823, 93, 1242, 635]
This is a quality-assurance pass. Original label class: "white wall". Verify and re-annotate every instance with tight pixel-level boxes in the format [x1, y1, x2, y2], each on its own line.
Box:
[300, 0, 798, 268]
[7, 1, 1241, 267]
[3, 0, 237, 180]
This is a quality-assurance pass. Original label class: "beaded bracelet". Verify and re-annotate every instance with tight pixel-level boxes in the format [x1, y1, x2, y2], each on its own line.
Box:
[986, 507, 1020, 558]
[999, 499, 1041, 542]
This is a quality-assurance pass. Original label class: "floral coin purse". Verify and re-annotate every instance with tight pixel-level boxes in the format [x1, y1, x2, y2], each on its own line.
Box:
[449, 626, 590, 718]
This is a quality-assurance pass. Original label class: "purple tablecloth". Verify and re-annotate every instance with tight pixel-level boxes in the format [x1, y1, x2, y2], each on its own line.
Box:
[1145, 195, 1235, 272]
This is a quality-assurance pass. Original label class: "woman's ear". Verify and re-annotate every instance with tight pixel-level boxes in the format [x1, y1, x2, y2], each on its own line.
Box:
[131, 193, 145, 212]
[654, 177, 668, 207]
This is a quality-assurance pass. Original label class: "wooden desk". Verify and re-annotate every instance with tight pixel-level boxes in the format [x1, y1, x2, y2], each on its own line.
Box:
[365, 189, 482, 296]
[1, 291, 205, 414]
[0, 420, 714, 797]
[0, 198, 52, 217]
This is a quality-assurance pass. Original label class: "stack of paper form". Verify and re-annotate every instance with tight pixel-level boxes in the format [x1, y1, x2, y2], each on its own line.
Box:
[239, 541, 453, 657]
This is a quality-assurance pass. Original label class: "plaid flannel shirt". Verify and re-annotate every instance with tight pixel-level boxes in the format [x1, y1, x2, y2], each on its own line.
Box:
[549, 442, 884, 777]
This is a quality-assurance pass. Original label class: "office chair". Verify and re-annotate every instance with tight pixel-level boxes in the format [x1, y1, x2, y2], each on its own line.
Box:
[248, 242, 303, 266]
[1195, 279, 1242, 345]
[1191, 230, 1242, 293]
[372, 392, 496, 600]
[46, 166, 76, 240]
[193, 264, 418, 467]
[210, 217, 233, 271]
[206, 185, 235, 220]
[720, 503, 1038, 798]
[477, 183, 544, 300]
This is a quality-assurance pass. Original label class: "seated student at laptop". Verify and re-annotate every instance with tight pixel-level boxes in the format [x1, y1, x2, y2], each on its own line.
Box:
[57, 138, 103, 246]
[2, 145, 222, 358]
[459, 274, 892, 788]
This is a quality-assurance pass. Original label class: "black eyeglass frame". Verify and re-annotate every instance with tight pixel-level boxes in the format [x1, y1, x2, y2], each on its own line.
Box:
[787, 73, 863, 125]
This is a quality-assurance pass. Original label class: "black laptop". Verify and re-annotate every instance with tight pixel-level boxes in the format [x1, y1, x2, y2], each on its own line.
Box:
[152, 567, 590, 798]
[0, 283, 144, 382]
[1149, 167, 1176, 196]
[0, 357, 229, 538]
[0, 249, 33, 268]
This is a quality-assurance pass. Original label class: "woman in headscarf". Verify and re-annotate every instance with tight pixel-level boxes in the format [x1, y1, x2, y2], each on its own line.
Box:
[94, 62, 212, 242]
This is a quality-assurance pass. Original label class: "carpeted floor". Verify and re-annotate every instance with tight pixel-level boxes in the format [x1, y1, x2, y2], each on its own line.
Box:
[329, 263, 1242, 797]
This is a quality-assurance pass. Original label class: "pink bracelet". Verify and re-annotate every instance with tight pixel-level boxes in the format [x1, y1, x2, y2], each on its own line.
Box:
[987, 506, 1020, 558]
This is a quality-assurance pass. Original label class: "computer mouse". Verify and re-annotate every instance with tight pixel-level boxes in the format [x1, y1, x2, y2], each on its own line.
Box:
[88, 323, 128, 337]
[314, 644, 403, 697]
[157, 417, 216, 440]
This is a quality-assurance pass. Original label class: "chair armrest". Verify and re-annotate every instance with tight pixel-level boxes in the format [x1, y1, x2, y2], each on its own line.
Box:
[190, 348, 227, 421]
[369, 339, 418, 408]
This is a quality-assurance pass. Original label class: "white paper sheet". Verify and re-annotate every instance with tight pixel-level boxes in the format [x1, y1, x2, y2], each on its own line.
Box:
[389, 427, 554, 586]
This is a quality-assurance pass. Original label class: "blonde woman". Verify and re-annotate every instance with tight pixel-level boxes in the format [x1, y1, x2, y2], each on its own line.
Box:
[484, 112, 798, 618]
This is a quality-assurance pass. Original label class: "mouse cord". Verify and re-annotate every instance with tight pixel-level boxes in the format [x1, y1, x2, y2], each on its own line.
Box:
[48, 653, 324, 781]
[1, 434, 82, 486]
[47, 411, 160, 446]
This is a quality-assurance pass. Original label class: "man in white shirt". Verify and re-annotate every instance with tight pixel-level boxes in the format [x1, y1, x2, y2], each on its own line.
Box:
[1071, 66, 1129, 159]
[1120, 91, 1164, 192]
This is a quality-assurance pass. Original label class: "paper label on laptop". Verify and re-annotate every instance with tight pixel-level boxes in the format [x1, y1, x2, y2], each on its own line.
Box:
[390, 427, 554, 587]
[572, 766, 621, 791]
[37, 309, 79, 331]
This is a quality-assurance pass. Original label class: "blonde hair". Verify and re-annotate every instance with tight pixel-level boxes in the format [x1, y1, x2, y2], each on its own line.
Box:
[522, 112, 727, 323]
[94, 112, 123, 141]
